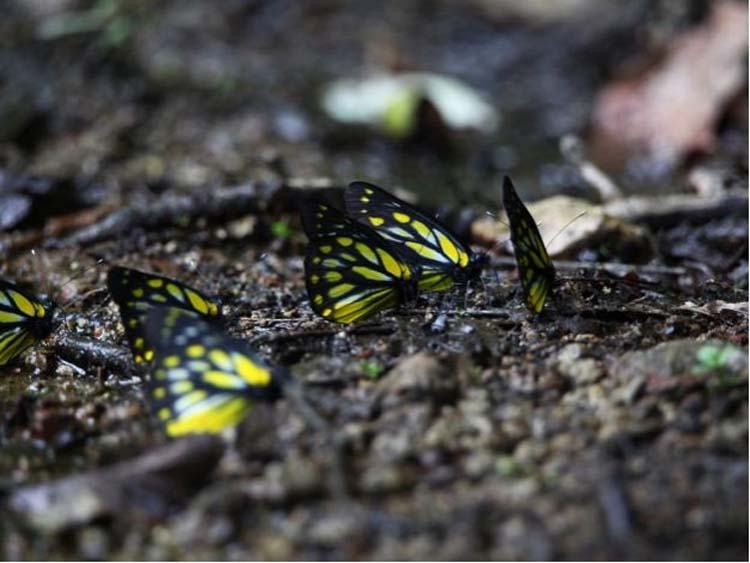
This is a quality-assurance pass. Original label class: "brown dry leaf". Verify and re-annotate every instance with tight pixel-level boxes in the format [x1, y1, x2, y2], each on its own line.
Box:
[591, 1, 748, 165]
[472, 194, 652, 259]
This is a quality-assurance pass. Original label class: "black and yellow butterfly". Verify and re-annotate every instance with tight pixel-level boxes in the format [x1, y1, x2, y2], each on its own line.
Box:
[0, 278, 56, 367]
[300, 199, 419, 323]
[344, 181, 488, 292]
[107, 266, 221, 364]
[502, 176, 555, 313]
[144, 306, 284, 437]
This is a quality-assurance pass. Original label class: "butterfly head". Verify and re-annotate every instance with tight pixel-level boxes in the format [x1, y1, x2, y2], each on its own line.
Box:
[450, 251, 488, 285]
[399, 265, 421, 303]
[31, 295, 59, 338]
[262, 367, 288, 400]
[469, 251, 489, 276]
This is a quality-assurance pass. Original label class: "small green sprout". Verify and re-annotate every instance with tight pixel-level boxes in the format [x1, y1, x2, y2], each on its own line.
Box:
[693, 343, 747, 388]
[693, 344, 743, 374]
[359, 359, 384, 380]
[495, 455, 523, 478]
[271, 220, 293, 239]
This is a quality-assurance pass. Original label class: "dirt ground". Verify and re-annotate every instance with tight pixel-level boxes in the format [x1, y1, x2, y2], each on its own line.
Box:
[0, 1, 747, 560]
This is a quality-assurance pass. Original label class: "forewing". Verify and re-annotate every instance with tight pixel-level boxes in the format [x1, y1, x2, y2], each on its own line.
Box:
[502, 177, 555, 313]
[299, 198, 353, 240]
[144, 307, 282, 437]
[345, 182, 473, 290]
[107, 267, 221, 364]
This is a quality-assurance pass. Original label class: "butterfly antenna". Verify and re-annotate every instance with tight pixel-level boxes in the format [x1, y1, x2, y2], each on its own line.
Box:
[56, 258, 106, 309]
[480, 210, 512, 257]
[545, 211, 587, 250]
[29, 249, 52, 297]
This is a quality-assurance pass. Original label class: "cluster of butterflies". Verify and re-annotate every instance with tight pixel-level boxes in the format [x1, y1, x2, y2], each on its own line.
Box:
[301, 177, 555, 321]
[1, 266, 285, 437]
[0, 176, 553, 438]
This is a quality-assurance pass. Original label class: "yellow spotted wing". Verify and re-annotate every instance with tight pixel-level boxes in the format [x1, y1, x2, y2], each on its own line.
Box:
[0, 279, 56, 367]
[502, 176, 555, 313]
[107, 266, 221, 364]
[344, 181, 487, 292]
[300, 199, 419, 324]
[144, 307, 283, 437]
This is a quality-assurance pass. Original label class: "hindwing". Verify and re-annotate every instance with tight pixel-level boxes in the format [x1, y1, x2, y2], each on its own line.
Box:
[144, 306, 283, 437]
[301, 200, 419, 323]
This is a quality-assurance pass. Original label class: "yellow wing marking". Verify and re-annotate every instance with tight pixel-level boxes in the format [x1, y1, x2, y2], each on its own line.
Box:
[435, 231, 459, 264]
[376, 249, 405, 278]
[233, 354, 272, 386]
[166, 396, 250, 437]
[9, 290, 36, 316]
[352, 266, 392, 282]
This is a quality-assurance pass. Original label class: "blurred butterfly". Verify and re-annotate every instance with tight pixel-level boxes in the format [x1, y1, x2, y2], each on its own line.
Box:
[300, 199, 419, 323]
[502, 176, 555, 313]
[144, 306, 284, 437]
[107, 266, 221, 364]
[0, 278, 56, 367]
[344, 181, 487, 293]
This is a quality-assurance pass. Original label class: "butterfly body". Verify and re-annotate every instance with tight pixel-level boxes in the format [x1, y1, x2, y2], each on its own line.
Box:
[107, 267, 221, 364]
[344, 181, 485, 292]
[301, 199, 419, 323]
[502, 177, 555, 313]
[144, 307, 284, 437]
[0, 279, 56, 367]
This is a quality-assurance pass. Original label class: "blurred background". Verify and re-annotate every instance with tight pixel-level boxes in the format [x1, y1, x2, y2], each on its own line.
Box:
[1, 0, 746, 221]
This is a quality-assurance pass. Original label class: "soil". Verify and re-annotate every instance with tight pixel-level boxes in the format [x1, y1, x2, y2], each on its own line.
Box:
[0, 1, 747, 560]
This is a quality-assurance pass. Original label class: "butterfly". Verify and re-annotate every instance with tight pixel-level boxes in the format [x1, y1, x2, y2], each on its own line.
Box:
[300, 199, 419, 323]
[107, 266, 221, 364]
[144, 306, 284, 437]
[502, 176, 555, 313]
[344, 181, 488, 293]
[0, 278, 56, 367]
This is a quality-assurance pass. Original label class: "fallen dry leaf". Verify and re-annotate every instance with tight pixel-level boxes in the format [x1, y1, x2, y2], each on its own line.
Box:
[590, 1, 748, 166]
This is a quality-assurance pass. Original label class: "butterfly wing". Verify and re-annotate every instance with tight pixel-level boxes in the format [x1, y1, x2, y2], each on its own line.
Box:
[0, 279, 55, 367]
[502, 177, 555, 313]
[344, 181, 479, 292]
[301, 200, 418, 324]
[107, 267, 221, 364]
[144, 306, 283, 437]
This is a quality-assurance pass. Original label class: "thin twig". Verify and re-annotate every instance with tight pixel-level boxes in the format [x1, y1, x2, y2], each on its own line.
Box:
[395, 308, 515, 320]
[489, 256, 688, 276]
[55, 181, 281, 248]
